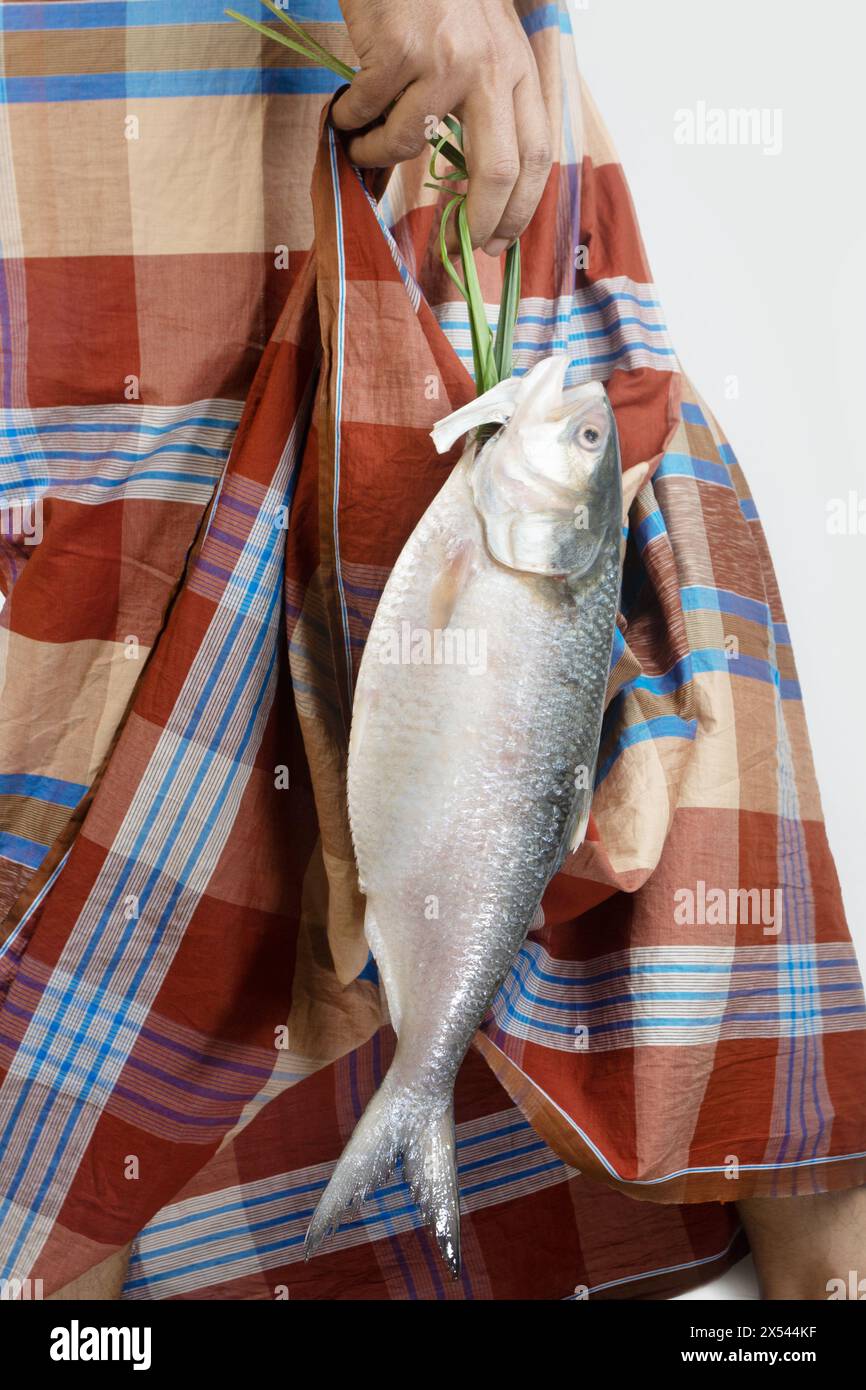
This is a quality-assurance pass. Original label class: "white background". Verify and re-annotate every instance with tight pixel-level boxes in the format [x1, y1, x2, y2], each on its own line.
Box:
[567, 0, 864, 1299]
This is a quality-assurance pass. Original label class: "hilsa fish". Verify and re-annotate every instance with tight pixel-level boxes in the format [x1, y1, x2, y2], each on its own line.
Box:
[305, 357, 648, 1276]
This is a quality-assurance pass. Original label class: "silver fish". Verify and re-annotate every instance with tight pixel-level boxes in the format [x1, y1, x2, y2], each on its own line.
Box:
[304, 356, 648, 1276]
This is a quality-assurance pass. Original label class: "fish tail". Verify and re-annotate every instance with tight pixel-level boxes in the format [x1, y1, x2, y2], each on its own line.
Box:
[403, 1104, 461, 1278]
[304, 1076, 461, 1278]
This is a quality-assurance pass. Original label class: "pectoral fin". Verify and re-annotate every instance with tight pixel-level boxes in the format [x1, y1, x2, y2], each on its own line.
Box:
[428, 540, 476, 632]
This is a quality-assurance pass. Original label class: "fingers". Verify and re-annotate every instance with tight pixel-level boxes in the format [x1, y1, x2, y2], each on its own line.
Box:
[331, 60, 416, 134]
[345, 78, 455, 168]
[458, 87, 520, 252]
[331, 2, 553, 254]
[483, 72, 552, 256]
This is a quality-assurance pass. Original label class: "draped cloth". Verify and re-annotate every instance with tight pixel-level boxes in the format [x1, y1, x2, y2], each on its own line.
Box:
[0, 1, 863, 1299]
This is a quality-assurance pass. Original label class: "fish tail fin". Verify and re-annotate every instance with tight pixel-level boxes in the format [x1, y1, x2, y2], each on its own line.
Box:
[304, 1077, 461, 1278]
[403, 1105, 461, 1278]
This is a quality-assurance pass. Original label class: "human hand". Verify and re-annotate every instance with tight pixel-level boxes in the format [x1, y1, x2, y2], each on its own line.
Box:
[334, 0, 552, 255]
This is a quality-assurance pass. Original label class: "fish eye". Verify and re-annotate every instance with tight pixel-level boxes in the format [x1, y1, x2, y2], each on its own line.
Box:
[580, 425, 602, 449]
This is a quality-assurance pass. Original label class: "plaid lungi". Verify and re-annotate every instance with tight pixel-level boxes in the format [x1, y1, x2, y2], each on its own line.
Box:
[0, 1, 864, 1300]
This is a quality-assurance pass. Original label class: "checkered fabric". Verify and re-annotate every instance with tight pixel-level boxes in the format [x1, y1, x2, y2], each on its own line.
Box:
[0, 1, 863, 1299]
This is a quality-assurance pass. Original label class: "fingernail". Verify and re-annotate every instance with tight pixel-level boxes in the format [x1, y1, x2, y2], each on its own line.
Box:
[484, 239, 508, 258]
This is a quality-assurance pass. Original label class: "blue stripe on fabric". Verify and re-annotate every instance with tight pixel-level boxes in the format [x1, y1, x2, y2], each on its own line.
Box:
[654, 452, 733, 488]
[502, 974, 861, 1018]
[521, 3, 572, 37]
[633, 509, 666, 548]
[123, 1232, 306, 1291]
[444, 314, 670, 340]
[509, 944, 861, 991]
[129, 1209, 313, 1273]
[440, 298, 663, 331]
[0, 2, 346, 34]
[1, 68, 344, 103]
[693, 648, 778, 686]
[0, 470, 221, 495]
[622, 648, 780, 694]
[532, 1001, 862, 1038]
[681, 402, 708, 426]
[560, 341, 675, 363]
[0, 832, 46, 869]
[0, 774, 87, 808]
[0, 442, 226, 466]
[572, 290, 663, 315]
[496, 985, 864, 1039]
[0, 416, 236, 441]
[680, 585, 769, 627]
[451, 340, 677, 374]
[452, 335, 674, 359]
[740, 497, 759, 520]
[546, 318, 671, 341]
[596, 715, 697, 785]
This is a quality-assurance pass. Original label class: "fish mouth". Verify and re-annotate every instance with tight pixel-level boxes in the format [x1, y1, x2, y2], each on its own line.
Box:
[557, 376, 606, 416]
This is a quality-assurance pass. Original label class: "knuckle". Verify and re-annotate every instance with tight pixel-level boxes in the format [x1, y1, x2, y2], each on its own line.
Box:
[484, 155, 520, 188]
[385, 126, 426, 163]
[349, 94, 383, 128]
[521, 141, 553, 175]
[335, 69, 387, 129]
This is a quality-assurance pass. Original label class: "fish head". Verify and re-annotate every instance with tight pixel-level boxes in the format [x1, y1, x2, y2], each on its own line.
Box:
[468, 359, 622, 578]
